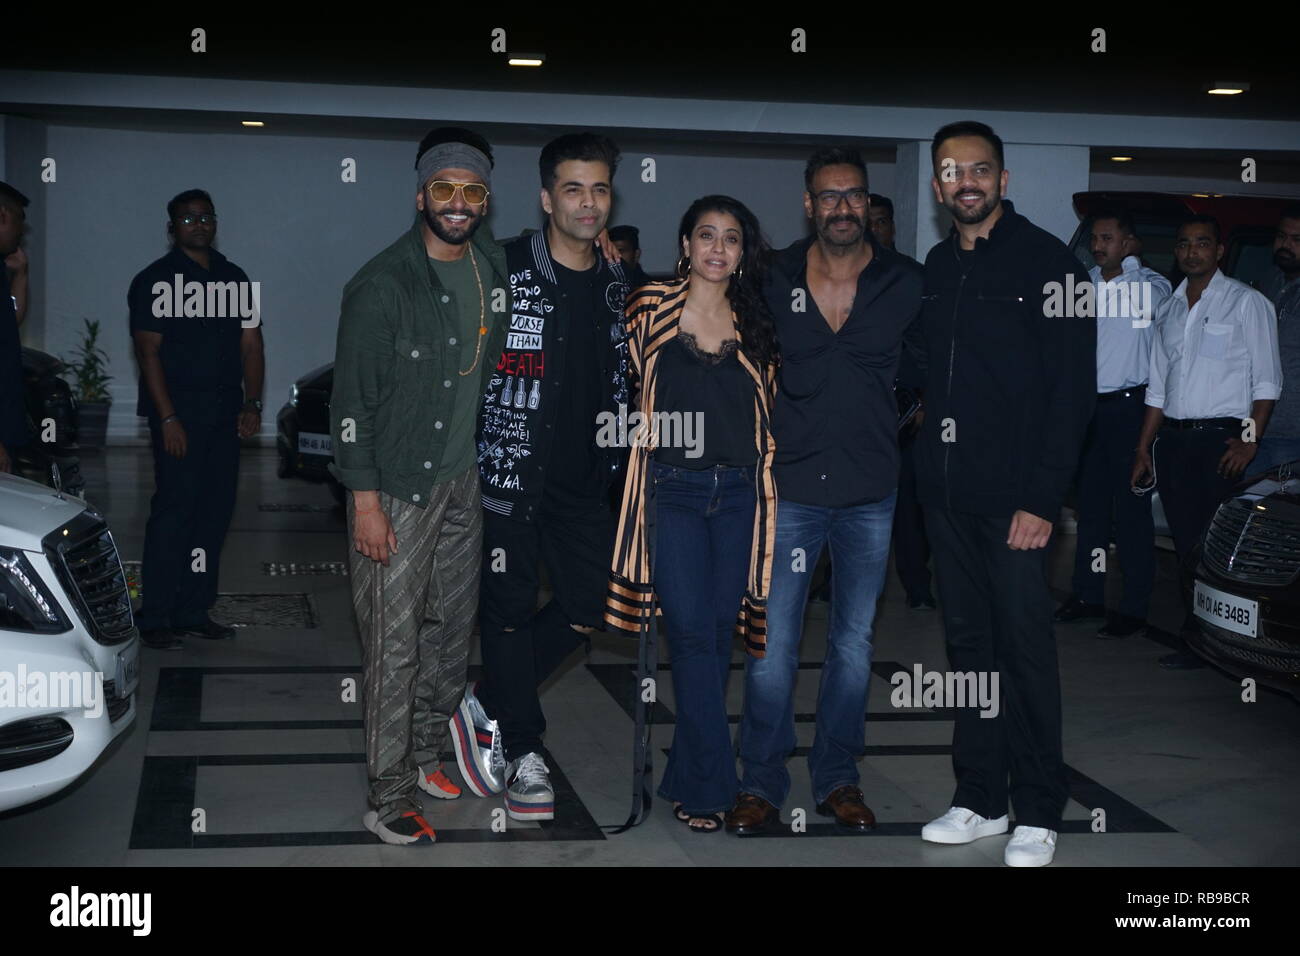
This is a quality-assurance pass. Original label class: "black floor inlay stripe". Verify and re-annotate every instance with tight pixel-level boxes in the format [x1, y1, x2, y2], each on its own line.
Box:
[586, 660, 953, 725]
[655, 747, 1173, 837]
[150, 665, 481, 732]
[1065, 765, 1177, 834]
[129, 751, 604, 849]
[585, 662, 677, 724]
[134, 650, 1178, 847]
[593, 653, 1177, 838]
[134, 664, 603, 848]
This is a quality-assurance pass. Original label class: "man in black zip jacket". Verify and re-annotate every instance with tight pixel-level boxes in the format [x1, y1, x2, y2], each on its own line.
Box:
[915, 122, 1095, 867]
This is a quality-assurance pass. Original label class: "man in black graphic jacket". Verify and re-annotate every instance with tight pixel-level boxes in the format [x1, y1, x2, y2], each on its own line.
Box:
[452, 133, 629, 824]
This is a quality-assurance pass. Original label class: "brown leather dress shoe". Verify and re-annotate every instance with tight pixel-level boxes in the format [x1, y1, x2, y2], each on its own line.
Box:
[725, 793, 778, 836]
[815, 785, 876, 831]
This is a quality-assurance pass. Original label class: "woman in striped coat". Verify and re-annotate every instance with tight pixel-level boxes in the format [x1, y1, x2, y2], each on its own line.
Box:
[605, 196, 778, 832]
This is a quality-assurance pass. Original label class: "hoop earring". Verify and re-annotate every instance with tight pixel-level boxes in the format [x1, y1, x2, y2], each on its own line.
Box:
[733, 264, 744, 282]
[676, 254, 691, 278]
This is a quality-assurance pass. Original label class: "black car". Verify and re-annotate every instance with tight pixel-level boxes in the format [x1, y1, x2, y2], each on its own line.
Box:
[1187, 461, 1300, 699]
[15, 347, 84, 495]
[276, 362, 344, 504]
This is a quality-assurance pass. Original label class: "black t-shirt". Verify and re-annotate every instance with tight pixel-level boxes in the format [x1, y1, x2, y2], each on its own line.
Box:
[653, 333, 756, 468]
[544, 260, 605, 505]
[0, 267, 31, 449]
[128, 246, 254, 422]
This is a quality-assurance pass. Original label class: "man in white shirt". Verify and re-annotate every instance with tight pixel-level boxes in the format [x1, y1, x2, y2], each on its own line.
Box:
[1131, 215, 1282, 669]
[1058, 208, 1171, 638]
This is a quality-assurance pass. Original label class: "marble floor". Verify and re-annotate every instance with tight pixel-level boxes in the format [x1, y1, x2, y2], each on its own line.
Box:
[1, 445, 1296, 867]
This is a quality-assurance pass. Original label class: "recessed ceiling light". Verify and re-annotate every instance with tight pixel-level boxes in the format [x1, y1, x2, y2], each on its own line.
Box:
[1206, 82, 1248, 95]
[241, 120, 265, 127]
[1110, 156, 1133, 162]
[508, 55, 545, 67]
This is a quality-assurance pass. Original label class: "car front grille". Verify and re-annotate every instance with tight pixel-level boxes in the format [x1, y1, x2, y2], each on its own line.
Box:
[0, 716, 74, 772]
[1201, 497, 1300, 587]
[102, 680, 131, 723]
[43, 511, 135, 646]
[1202, 639, 1300, 675]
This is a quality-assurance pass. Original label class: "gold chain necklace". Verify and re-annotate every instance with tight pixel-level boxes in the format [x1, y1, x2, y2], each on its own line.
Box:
[457, 244, 489, 377]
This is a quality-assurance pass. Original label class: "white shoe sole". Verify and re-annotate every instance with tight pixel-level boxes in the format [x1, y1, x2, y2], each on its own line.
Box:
[921, 815, 1009, 844]
[362, 811, 434, 845]
[505, 793, 555, 822]
[1005, 847, 1056, 867]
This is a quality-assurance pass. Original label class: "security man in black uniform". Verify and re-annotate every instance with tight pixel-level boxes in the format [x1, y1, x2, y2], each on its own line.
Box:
[0, 182, 32, 475]
[129, 189, 266, 649]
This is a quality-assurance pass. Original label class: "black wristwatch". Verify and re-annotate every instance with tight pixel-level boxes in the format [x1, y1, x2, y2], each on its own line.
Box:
[243, 399, 263, 412]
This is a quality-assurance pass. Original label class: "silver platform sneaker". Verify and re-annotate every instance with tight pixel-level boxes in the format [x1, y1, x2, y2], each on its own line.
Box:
[450, 686, 505, 797]
[505, 752, 555, 822]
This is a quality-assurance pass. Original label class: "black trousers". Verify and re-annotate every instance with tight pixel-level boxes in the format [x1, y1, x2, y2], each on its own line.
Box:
[477, 498, 615, 762]
[1070, 393, 1155, 618]
[1153, 426, 1237, 627]
[924, 506, 1068, 830]
[892, 430, 932, 601]
[137, 412, 240, 630]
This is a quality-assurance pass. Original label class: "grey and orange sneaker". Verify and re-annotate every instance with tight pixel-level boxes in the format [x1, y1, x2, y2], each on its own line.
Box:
[451, 685, 505, 797]
[418, 763, 462, 800]
[363, 810, 436, 845]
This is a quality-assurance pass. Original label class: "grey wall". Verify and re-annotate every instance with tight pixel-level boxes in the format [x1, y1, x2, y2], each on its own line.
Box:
[12, 113, 1295, 444]
[29, 122, 890, 440]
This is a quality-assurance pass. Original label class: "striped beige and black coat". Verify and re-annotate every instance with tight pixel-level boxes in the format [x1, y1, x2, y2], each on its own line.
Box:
[604, 279, 778, 657]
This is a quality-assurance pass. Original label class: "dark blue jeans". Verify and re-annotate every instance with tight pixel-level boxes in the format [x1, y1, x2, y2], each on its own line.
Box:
[652, 461, 755, 815]
[138, 412, 240, 631]
[739, 492, 896, 808]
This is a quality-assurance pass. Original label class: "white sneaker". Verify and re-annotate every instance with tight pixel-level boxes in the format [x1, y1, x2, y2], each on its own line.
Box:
[1004, 826, 1057, 867]
[921, 806, 1009, 844]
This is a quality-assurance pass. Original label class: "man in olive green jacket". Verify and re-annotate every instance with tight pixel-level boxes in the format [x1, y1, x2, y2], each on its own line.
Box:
[330, 128, 509, 845]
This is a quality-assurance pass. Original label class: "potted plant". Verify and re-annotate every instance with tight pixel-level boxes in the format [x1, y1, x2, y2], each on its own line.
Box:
[63, 318, 113, 449]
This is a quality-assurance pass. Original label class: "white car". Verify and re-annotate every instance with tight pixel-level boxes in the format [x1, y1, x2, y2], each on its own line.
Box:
[0, 471, 138, 813]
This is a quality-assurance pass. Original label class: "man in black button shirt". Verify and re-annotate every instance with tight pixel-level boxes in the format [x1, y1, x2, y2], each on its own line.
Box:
[730, 147, 924, 835]
[0, 182, 32, 475]
[129, 189, 266, 649]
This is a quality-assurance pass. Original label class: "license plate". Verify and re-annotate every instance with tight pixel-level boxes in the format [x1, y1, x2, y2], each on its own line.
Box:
[115, 641, 141, 699]
[1193, 580, 1259, 639]
[298, 432, 333, 455]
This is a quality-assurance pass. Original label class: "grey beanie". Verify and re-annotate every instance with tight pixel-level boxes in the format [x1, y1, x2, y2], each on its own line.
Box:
[417, 142, 492, 192]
